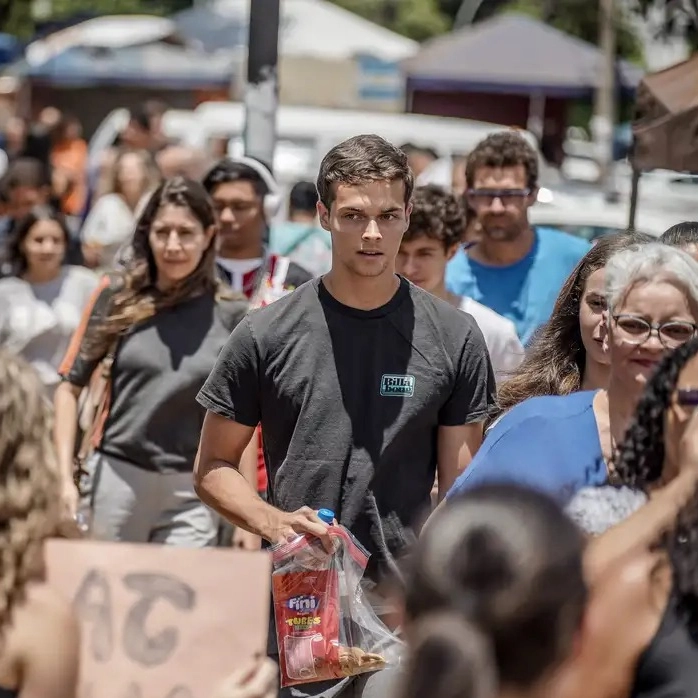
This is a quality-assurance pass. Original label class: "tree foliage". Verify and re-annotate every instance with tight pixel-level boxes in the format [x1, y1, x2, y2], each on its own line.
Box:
[633, 0, 698, 47]
[0, 0, 194, 37]
[331, 0, 451, 41]
[0, 0, 36, 38]
[504, 0, 645, 62]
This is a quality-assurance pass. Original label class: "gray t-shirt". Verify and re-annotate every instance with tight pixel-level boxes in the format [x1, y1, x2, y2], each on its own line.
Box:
[61, 280, 248, 473]
[0, 265, 98, 390]
[197, 276, 496, 578]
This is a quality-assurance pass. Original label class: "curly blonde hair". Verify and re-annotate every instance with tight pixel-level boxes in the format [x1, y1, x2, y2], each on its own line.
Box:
[0, 351, 61, 629]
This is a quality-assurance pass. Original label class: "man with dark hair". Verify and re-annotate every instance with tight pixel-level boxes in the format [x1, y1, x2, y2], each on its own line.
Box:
[270, 180, 331, 276]
[447, 130, 590, 345]
[202, 158, 312, 297]
[195, 134, 495, 697]
[397, 185, 523, 382]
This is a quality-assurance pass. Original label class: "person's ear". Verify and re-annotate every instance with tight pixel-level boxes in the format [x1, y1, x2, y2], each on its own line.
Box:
[527, 186, 539, 206]
[317, 201, 331, 232]
[446, 243, 460, 262]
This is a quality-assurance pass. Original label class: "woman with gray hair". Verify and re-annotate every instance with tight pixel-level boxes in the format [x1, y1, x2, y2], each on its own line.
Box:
[443, 242, 698, 512]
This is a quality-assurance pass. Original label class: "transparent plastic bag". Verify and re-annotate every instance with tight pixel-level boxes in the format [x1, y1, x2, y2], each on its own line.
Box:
[271, 524, 403, 687]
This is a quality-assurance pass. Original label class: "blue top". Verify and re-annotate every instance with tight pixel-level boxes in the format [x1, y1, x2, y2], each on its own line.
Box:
[445, 227, 591, 345]
[317, 508, 335, 524]
[446, 391, 606, 505]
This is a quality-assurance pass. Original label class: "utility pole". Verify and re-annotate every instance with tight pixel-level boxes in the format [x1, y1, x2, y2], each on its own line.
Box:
[243, 0, 280, 172]
[591, 0, 617, 200]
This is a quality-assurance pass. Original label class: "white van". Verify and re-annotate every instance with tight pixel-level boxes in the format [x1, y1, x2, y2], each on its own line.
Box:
[186, 101, 538, 182]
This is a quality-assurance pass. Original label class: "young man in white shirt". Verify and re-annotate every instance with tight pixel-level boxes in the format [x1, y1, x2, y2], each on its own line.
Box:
[397, 184, 525, 383]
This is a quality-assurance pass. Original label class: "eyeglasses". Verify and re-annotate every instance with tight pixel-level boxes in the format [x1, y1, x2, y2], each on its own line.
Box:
[466, 188, 531, 206]
[612, 314, 698, 348]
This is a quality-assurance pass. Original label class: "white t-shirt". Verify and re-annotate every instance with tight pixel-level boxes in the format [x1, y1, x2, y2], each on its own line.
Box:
[459, 297, 524, 383]
[0, 266, 99, 391]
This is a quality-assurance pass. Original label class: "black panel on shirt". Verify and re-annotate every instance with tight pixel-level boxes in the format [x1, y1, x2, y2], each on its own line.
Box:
[197, 276, 495, 579]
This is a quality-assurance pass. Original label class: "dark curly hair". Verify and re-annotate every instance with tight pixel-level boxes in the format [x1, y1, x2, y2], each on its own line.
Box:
[612, 337, 698, 488]
[403, 185, 466, 249]
[493, 231, 654, 419]
[612, 337, 698, 628]
[465, 131, 539, 190]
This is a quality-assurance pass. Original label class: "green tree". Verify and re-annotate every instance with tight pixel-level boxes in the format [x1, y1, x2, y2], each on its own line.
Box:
[331, 0, 451, 41]
[635, 0, 698, 48]
[502, 0, 644, 62]
[0, 0, 36, 38]
[46, 0, 193, 18]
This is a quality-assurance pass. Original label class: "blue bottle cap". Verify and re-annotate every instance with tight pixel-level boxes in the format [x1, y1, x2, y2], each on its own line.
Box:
[317, 509, 335, 524]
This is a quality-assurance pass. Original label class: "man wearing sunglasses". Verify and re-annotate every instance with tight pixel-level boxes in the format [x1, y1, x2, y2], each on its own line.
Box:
[446, 131, 591, 346]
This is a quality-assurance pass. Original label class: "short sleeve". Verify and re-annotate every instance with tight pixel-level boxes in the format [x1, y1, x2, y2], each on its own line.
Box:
[438, 321, 497, 426]
[58, 275, 115, 388]
[196, 316, 261, 427]
[446, 421, 541, 499]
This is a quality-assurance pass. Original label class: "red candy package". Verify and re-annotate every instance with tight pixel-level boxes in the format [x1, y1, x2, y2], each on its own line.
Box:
[271, 522, 402, 687]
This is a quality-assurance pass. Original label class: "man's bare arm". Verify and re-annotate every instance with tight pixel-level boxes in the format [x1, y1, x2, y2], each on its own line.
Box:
[436, 421, 484, 502]
[194, 411, 331, 548]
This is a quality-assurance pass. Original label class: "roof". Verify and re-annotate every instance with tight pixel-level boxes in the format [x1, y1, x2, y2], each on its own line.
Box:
[403, 14, 644, 97]
[175, 0, 418, 61]
[7, 41, 234, 90]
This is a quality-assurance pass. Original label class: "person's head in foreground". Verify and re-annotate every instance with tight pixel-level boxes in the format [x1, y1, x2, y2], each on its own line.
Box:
[316, 134, 413, 280]
[0, 349, 61, 617]
[396, 184, 464, 295]
[495, 231, 653, 417]
[603, 242, 698, 397]
[399, 483, 587, 698]
[660, 221, 698, 262]
[0, 350, 78, 698]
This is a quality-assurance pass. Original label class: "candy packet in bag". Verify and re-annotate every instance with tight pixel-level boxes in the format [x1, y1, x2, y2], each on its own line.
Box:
[271, 518, 403, 687]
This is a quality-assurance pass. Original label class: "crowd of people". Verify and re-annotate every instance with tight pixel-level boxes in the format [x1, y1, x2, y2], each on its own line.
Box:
[0, 100, 697, 698]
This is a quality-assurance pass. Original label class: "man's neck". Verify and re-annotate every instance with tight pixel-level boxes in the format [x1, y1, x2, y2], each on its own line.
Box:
[323, 267, 400, 310]
[469, 225, 535, 266]
[218, 244, 264, 261]
[430, 281, 460, 307]
[290, 212, 316, 225]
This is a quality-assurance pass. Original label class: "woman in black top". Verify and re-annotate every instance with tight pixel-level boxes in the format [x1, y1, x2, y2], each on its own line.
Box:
[54, 177, 248, 545]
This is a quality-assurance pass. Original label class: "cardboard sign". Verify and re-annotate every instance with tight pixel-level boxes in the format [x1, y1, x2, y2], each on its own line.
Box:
[45, 540, 271, 698]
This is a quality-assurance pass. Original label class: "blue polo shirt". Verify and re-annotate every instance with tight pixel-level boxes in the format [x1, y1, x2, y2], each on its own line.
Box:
[446, 227, 591, 345]
[446, 391, 606, 505]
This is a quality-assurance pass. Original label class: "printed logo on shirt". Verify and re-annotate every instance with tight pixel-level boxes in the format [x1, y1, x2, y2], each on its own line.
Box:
[380, 374, 415, 397]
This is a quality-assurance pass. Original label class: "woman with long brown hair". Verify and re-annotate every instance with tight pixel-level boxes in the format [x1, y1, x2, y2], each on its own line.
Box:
[80, 148, 160, 270]
[494, 230, 653, 419]
[0, 350, 79, 698]
[54, 177, 248, 545]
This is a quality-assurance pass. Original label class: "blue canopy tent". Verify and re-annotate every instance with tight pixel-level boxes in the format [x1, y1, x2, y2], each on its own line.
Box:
[5, 41, 235, 89]
[173, 4, 247, 53]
